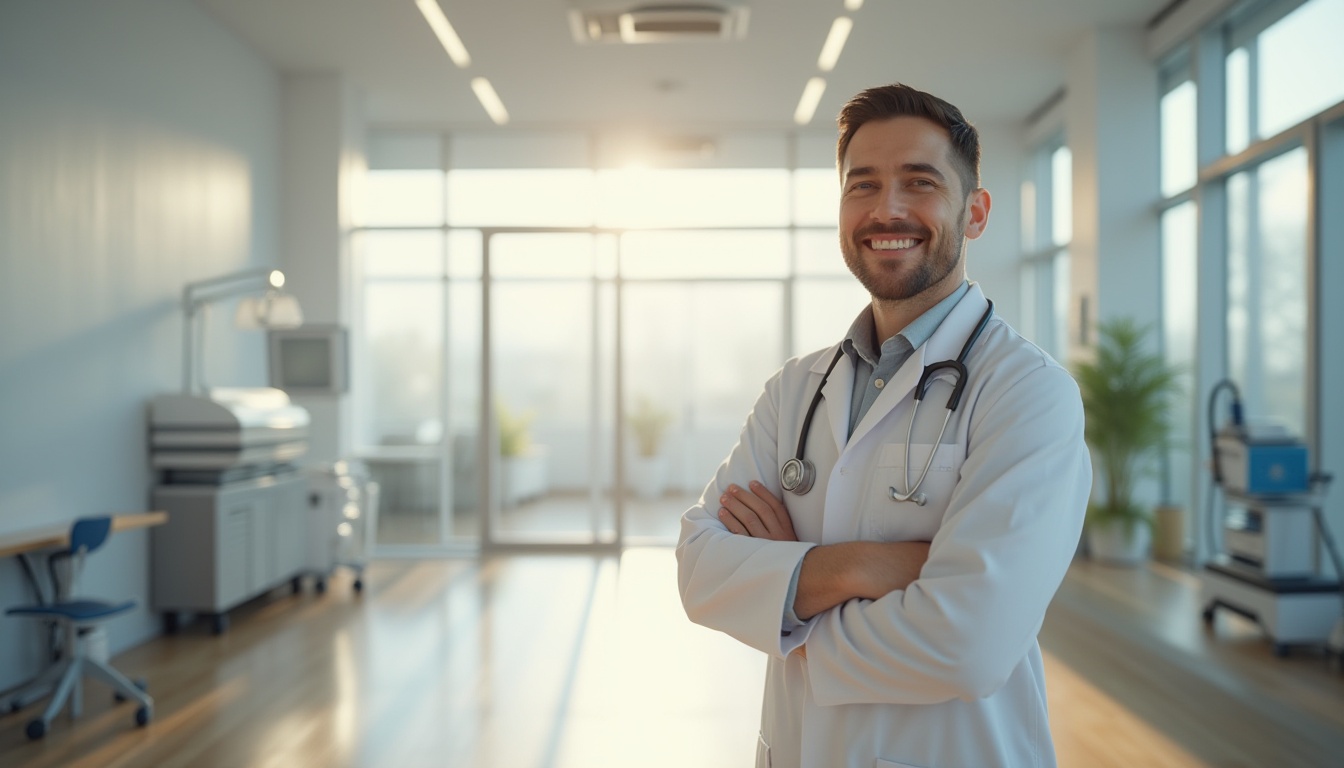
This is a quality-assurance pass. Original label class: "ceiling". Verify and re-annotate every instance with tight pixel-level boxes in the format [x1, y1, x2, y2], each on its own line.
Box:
[194, 0, 1171, 134]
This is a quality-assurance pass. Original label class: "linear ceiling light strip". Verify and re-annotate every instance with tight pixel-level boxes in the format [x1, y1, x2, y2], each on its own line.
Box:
[472, 77, 510, 125]
[415, 0, 472, 68]
[794, 77, 827, 125]
[818, 16, 853, 72]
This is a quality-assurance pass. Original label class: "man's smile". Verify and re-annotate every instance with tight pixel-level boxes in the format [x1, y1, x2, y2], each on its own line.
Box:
[868, 236, 920, 251]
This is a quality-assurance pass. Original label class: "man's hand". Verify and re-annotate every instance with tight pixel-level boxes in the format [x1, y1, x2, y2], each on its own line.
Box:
[717, 481, 797, 541]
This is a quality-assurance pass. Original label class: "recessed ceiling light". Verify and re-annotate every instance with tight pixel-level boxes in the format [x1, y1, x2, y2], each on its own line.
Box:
[794, 77, 827, 125]
[415, 0, 471, 68]
[844, 0, 864, 10]
[818, 17, 852, 72]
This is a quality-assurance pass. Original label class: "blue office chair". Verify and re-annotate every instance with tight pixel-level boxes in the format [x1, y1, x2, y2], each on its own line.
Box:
[4, 517, 154, 739]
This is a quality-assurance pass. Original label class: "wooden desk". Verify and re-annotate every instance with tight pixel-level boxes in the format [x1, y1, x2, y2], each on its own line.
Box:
[0, 512, 168, 559]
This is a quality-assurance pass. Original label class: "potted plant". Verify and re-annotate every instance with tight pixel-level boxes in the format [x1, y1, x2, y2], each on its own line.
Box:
[626, 395, 675, 499]
[1073, 318, 1181, 565]
[496, 399, 548, 507]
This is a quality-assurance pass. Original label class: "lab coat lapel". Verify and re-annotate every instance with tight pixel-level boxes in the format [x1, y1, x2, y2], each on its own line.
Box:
[845, 284, 991, 447]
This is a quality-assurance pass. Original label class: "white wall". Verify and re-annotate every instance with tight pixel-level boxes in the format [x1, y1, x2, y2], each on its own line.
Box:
[0, 0, 281, 690]
[971, 120, 1027, 327]
[280, 74, 366, 465]
[1067, 27, 1163, 353]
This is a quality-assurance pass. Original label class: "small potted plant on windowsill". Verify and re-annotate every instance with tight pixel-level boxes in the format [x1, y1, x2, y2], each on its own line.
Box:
[497, 399, 548, 507]
[1074, 318, 1181, 565]
[626, 395, 675, 500]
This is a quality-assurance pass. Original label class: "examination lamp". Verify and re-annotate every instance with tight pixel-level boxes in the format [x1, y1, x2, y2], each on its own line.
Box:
[182, 268, 303, 393]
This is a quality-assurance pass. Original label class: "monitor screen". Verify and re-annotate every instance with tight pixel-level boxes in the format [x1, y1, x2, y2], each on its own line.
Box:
[278, 337, 332, 388]
[268, 325, 348, 394]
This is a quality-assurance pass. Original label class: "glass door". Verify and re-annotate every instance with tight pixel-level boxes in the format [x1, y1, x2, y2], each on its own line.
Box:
[619, 229, 790, 544]
[620, 280, 787, 542]
[360, 226, 805, 551]
[486, 231, 617, 547]
[357, 230, 484, 554]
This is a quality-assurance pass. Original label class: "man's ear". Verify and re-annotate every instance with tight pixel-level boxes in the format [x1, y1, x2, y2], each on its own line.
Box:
[963, 188, 992, 240]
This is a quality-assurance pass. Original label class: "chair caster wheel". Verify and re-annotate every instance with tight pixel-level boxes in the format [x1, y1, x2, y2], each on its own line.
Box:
[115, 678, 148, 702]
[135, 705, 152, 727]
[353, 578, 364, 592]
[26, 718, 47, 740]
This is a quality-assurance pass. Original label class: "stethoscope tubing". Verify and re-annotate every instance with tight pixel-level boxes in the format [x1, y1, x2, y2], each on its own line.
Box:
[783, 300, 995, 503]
[889, 301, 994, 505]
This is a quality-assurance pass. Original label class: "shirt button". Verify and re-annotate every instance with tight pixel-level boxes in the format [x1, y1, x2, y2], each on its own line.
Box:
[839, 467, 849, 476]
[874, 379, 885, 389]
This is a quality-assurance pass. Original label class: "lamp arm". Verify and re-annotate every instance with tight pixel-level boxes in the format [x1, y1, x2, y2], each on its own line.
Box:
[183, 268, 284, 311]
[181, 268, 287, 393]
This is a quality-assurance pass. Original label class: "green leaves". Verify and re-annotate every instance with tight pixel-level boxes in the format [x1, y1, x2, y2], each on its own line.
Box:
[1074, 318, 1181, 526]
[496, 399, 535, 457]
[627, 395, 674, 457]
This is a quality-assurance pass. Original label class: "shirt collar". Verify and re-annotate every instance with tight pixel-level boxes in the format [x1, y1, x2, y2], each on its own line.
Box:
[842, 280, 971, 366]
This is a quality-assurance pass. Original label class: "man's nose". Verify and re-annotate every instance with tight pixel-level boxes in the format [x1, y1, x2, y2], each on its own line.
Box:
[870, 188, 909, 221]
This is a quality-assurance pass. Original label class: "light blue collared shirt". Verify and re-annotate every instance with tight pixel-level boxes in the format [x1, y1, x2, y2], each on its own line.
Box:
[841, 281, 970, 440]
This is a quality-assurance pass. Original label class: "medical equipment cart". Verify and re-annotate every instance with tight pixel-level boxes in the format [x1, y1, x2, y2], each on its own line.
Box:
[1200, 481, 1343, 657]
[303, 461, 377, 593]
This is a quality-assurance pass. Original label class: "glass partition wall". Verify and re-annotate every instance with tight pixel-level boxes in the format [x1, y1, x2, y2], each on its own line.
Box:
[356, 166, 848, 553]
[359, 227, 810, 552]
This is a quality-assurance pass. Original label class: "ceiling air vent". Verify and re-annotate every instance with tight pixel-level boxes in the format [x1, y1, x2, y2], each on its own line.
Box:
[569, 3, 750, 45]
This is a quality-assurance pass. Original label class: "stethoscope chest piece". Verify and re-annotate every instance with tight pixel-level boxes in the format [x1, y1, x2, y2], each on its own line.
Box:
[779, 457, 815, 495]
[889, 486, 928, 506]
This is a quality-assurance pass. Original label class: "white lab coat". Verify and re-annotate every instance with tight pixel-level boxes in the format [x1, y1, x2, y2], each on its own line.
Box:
[677, 283, 1092, 768]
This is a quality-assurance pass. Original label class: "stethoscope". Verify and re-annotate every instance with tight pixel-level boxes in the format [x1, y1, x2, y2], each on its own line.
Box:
[779, 301, 995, 505]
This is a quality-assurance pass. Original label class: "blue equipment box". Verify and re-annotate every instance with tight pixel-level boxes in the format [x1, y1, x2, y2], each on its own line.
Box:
[1215, 434, 1310, 495]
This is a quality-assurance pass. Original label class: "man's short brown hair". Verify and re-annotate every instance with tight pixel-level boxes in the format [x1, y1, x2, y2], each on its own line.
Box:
[836, 83, 981, 196]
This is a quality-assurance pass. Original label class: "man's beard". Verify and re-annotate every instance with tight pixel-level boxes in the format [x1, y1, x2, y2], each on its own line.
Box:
[841, 205, 967, 302]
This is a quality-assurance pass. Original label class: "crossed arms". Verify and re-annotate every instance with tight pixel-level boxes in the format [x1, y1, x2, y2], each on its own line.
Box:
[678, 358, 1090, 705]
[716, 480, 929, 621]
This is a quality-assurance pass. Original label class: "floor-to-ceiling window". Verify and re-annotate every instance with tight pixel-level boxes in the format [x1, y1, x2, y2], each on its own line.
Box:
[1156, 0, 1344, 561]
[1217, 0, 1341, 438]
[1019, 133, 1072, 360]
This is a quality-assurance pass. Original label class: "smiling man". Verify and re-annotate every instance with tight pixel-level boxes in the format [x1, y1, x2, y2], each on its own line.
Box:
[677, 84, 1092, 767]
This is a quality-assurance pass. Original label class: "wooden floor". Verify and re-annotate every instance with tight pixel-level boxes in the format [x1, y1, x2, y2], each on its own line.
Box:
[2, 551, 1342, 767]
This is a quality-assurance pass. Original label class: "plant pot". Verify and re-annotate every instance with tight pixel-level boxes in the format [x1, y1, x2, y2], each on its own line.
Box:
[1087, 519, 1151, 566]
[627, 454, 669, 500]
[1153, 504, 1186, 562]
[501, 448, 549, 507]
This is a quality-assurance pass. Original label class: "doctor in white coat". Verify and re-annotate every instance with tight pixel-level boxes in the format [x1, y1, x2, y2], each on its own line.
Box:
[677, 83, 1092, 768]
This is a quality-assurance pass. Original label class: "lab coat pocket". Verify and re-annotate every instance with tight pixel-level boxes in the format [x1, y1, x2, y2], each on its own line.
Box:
[869, 442, 961, 540]
[756, 732, 771, 768]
